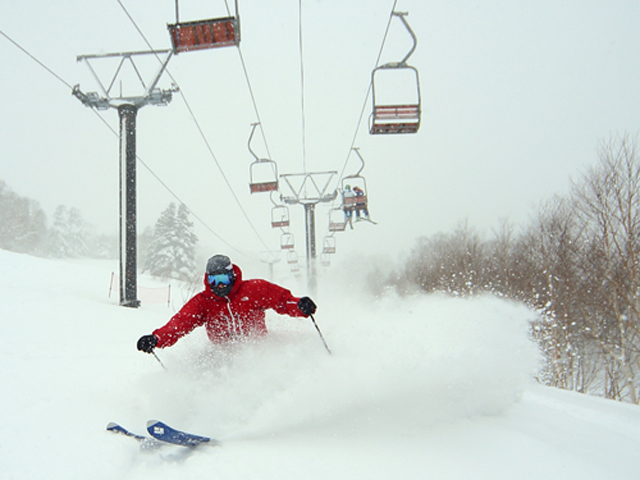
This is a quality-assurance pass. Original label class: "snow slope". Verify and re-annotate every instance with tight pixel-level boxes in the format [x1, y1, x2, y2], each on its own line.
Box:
[1, 249, 639, 479]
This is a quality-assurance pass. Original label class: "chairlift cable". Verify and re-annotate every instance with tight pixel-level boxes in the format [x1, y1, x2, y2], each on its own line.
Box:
[0, 29, 73, 90]
[115, 0, 271, 256]
[337, 0, 398, 183]
[2, 7, 256, 258]
[235, 48, 273, 160]
[0, 24, 249, 256]
[298, 0, 308, 173]
[73, 89, 253, 257]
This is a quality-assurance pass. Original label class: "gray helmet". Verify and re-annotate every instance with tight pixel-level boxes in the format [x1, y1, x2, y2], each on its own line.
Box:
[206, 254, 233, 275]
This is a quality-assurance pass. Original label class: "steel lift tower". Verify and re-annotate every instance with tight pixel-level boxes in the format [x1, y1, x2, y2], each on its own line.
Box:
[279, 172, 337, 294]
[73, 49, 176, 307]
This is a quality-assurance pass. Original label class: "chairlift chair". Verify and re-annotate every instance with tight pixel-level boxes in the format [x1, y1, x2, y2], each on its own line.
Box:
[248, 123, 278, 193]
[287, 250, 298, 265]
[341, 148, 369, 216]
[271, 205, 290, 229]
[322, 236, 336, 254]
[328, 208, 346, 232]
[370, 12, 421, 135]
[249, 160, 278, 193]
[280, 232, 294, 250]
[341, 178, 368, 213]
[168, 0, 240, 53]
[321, 253, 331, 267]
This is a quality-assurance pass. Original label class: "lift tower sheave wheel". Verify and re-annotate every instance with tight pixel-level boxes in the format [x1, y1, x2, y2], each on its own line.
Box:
[370, 11, 421, 135]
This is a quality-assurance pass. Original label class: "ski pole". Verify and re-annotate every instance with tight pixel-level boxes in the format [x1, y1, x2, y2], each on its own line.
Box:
[309, 314, 332, 355]
[152, 349, 167, 370]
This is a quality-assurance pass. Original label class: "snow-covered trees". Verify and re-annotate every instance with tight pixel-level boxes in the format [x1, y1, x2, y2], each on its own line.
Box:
[142, 202, 198, 281]
[0, 180, 47, 254]
[0, 180, 113, 258]
[47, 205, 89, 258]
[394, 134, 640, 404]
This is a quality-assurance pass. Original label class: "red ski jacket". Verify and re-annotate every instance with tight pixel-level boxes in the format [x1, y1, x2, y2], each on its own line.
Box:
[153, 264, 307, 348]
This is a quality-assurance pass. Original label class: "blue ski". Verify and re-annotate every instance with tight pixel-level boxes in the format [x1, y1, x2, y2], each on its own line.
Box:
[107, 422, 163, 449]
[146, 420, 215, 447]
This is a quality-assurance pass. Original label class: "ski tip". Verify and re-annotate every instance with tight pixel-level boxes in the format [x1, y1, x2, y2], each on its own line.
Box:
[107, 422, 126, 433]
[146, 419, 159, 428]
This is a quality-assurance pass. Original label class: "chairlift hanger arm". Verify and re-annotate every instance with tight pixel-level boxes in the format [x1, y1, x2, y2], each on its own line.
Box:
[247, 122, 261, 162]
[174, 0, 239, 23]
[389, 11, 417, 67]
[350, 147, 366, 177]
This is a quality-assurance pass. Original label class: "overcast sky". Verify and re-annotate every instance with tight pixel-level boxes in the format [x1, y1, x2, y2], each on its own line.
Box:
[2, 0, 640, 265]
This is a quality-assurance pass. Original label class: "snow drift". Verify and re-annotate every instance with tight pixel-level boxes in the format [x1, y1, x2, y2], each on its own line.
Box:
[1, 249, 639, 479]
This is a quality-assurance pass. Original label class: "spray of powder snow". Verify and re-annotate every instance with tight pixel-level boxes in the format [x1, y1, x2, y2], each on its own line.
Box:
[133, 262, 542, 441]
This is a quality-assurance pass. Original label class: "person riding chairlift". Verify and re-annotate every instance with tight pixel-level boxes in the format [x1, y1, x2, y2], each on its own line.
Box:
[352, 186, 369, 221]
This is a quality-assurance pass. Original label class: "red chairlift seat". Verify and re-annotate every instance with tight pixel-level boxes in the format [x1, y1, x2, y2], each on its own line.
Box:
[370, 104, 420, 134]
[342, 192, 368, 212]
[168, 17, 239, 53]
[250, 175, 278, 193]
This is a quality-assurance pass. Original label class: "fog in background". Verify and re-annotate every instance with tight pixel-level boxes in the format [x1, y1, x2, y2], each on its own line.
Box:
[2, 0, 640, 265]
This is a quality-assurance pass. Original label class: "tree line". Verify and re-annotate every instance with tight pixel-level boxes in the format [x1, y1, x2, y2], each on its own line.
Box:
[387, 134, 640, 404]
[0, 180, 116, 258]
[0, 181, 198, 282]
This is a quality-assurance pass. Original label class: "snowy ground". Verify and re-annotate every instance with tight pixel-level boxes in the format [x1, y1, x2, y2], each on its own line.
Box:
[1, 249, 640, 479]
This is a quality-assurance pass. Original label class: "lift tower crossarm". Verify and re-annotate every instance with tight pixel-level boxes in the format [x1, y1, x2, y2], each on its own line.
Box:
[74, 49, 176, 109]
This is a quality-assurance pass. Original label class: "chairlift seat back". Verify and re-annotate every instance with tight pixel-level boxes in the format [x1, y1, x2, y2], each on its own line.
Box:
[168, 17, 239, 53]
[370, 104, 420, 135]
[343, 195, 368, 210]
[250, 181, 278, 193]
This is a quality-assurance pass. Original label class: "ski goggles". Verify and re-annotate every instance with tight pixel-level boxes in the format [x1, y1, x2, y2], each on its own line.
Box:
[208, 272, 232, 286]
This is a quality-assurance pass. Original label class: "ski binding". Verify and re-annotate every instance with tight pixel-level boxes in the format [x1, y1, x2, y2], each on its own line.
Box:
[147, 420, 215, 447]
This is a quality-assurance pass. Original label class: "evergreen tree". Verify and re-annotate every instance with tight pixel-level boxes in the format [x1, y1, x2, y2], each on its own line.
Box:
[174, 203, 198, 280]
[143, 203, 198, 281]
[0, 180, 47, 254]
[47, 205, 89, 258]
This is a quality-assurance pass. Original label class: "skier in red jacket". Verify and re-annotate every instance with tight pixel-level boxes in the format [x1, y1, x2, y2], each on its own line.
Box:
[137, 254, 317, 353]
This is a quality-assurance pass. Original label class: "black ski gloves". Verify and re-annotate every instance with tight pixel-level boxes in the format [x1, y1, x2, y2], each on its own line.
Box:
[137, 334, 158, 353]
[297, 296, 317, 316]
